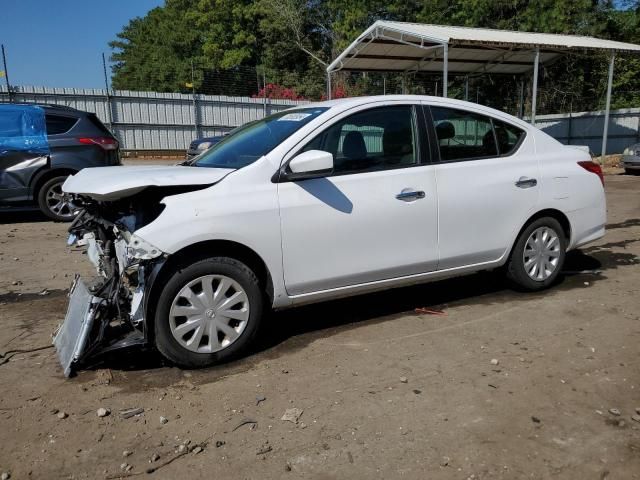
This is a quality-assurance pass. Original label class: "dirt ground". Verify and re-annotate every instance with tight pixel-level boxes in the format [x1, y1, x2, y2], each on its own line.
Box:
[0, 172, 639, 480]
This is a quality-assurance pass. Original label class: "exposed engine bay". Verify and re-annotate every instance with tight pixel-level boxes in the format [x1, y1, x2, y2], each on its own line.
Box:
[53, 186, 203, 376]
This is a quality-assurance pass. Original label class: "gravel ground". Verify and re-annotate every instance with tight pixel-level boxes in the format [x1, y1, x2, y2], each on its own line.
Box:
[0, 172, 639, 480]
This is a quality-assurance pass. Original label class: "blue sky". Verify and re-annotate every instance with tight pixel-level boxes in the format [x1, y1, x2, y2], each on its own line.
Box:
[0, 0, 163, 88]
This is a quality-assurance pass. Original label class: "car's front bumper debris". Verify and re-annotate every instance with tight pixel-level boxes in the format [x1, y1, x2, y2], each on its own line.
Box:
[53, 276, 103, 377]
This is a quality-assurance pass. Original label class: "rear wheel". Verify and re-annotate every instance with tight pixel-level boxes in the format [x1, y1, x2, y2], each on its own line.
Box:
[154, 257, 264, 368]
[37, 175, 79, 221]
[506, 217, 566, 291]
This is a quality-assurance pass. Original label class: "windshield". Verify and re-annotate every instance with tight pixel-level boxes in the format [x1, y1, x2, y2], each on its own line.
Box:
[195, 107, 328, 169]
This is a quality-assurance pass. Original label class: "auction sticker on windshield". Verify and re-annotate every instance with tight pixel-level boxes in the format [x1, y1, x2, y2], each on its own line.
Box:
[278, 112, 312, 121]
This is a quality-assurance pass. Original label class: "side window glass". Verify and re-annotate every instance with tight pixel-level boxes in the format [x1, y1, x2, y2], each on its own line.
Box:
[45, 114, 78, 135]
[431, 106, 497, 161]
[493, 119, 525, 155]
[302, 106, 417, 175]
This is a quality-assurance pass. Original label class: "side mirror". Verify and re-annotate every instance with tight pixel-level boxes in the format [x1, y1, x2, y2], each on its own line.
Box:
[284, 150, 334, 180]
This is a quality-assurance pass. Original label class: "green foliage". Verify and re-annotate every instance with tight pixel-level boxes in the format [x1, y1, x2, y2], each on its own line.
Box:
[110, 0, 640, 111]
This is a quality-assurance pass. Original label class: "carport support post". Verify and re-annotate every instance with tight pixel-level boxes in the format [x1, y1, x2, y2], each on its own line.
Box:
[464, 76, 469, 101]
[442, 43, 449, 98]
[327, 70, 332, 100]
[601, 52, 616, 165]
[531, 47, 540, 126]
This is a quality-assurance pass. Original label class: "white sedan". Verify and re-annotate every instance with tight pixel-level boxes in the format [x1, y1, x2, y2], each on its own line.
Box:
[56, 95, 606, 375]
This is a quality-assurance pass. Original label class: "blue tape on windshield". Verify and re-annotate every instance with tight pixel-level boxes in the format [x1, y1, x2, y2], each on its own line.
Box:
[0, 104, 49, 154]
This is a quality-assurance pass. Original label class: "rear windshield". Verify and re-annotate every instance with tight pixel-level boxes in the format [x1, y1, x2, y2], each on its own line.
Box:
[195, 107, 328, 169]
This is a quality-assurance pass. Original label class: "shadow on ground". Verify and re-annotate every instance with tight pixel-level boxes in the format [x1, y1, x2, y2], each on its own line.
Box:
[0, 209, 50, 224]
[78, 244, 640, 390]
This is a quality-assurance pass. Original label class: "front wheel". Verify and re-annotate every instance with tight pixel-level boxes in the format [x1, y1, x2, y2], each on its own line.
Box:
[506, 217, 566, 291]
[154, 257, 264, 368]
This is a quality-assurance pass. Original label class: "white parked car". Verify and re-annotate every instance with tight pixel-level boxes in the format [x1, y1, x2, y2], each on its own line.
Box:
[55, 95, 606, 376]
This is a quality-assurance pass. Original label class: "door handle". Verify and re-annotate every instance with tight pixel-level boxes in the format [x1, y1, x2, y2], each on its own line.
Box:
[515, 177, 537, 188]
[396, 190, 426, 201]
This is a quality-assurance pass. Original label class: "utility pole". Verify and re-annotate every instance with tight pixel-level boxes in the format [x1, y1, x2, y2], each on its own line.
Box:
[2, 44, 12, 102]
[102, 53, 114, 129]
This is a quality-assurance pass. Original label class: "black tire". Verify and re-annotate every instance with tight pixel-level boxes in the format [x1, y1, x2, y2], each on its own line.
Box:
[625, 168, 639, 175]
[505, 217, 566, 291]
[37, 175, 76, 221]
[154, 256, 264, 368]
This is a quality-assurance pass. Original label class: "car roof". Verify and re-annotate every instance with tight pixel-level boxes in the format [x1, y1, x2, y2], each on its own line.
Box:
[291, 94, 532, 130]
[6, 102, 81, 114]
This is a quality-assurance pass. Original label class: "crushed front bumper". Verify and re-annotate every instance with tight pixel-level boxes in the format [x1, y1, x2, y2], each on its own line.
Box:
[55, 208, 167, 377]
[53, 277, 103, 377]
[53, 275, 149, 377]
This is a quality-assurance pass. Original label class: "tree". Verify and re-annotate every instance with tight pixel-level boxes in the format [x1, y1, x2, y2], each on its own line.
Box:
[109, 0, 640, 111]
[110, 0, 203, 92]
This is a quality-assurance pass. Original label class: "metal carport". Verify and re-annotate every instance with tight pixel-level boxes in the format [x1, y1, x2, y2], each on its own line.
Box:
[326, 21, 640, 162]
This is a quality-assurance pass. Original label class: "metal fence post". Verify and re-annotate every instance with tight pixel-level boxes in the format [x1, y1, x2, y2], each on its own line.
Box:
[191, 60, 198, 139]
[262, 68, 267, 117]
[518, 78, 525, 119]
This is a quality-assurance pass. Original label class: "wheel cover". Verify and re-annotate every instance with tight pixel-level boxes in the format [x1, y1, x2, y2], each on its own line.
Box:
[45, 181, 78, 219]
[169, 274, 250, 353]
[522, 226, 561, 281]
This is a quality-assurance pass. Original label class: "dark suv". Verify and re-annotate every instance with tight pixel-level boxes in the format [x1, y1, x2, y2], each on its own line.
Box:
[0, 103, 120, 221]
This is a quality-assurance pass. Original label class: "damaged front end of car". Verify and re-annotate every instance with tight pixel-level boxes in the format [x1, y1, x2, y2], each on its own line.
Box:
[53, 191, 169, 377]
[51, 163, 234, 376]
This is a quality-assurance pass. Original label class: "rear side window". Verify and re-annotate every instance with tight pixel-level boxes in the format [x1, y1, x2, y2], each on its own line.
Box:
[493, 119, 525, 156]
[87, 113, 113, 136]
[431, 106, 497, 161]
[45, 114, 78, 135]
[431, 106, 525, 162]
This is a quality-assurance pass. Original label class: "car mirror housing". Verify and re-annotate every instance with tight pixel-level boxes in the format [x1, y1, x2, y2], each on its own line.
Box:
[280, 150, 334, 181]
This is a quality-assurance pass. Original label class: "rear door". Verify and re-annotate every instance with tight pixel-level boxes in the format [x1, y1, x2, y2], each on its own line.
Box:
[425, 103, 539, 269]
[277, 102, 439, 296]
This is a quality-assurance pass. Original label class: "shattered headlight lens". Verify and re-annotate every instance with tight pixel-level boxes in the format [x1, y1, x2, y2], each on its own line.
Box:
[127, 234, 163, 260]
[196, 141, 212, 151]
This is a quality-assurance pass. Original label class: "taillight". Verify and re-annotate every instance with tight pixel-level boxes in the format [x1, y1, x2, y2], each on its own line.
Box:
[78, 137, 119, 151]
[578, 161, 604, 187]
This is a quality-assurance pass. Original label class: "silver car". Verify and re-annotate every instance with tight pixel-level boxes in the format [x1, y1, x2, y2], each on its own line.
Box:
[622, 144, 640, 174]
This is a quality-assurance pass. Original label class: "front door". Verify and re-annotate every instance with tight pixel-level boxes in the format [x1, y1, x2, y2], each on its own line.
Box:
[277, 104, 439, 296]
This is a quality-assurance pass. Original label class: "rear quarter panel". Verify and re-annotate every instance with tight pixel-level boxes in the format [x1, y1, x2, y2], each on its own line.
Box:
[534, 133, 606, 249]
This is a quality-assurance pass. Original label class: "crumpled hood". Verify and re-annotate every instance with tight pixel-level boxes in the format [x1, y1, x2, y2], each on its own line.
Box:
[62, 165, 234, 200]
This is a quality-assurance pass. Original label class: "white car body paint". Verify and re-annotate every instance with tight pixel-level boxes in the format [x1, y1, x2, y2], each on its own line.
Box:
[64, 95, 606, 309]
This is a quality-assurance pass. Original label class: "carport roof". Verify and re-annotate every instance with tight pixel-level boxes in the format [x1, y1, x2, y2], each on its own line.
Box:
[327, 20, 640, 75]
